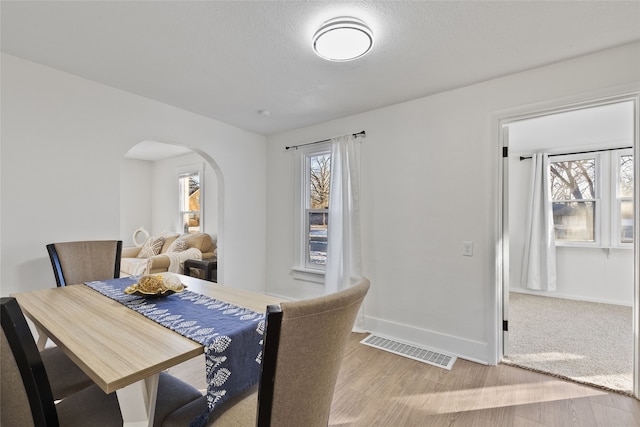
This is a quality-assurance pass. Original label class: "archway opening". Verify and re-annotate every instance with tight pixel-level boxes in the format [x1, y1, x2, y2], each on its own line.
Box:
[120, 140, 224, 282]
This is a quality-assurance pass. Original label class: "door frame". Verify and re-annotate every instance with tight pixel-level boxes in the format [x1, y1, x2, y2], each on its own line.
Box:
[492, 86, 640, 398]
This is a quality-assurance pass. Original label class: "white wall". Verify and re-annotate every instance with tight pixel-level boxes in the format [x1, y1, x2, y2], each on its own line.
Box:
[120, 159, 153, 247]
[265, 42, 640, 364]
[1, 53, 267, 295]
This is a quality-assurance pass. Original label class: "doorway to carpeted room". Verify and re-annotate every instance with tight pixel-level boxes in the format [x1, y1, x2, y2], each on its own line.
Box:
[502, 99, 636, 396]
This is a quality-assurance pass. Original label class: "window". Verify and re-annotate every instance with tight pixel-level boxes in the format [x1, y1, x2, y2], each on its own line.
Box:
[549, 154, 598, 243]
[178, 169, 202, 233]
[615, 150, 634, 245]
[293, 143, 331, 281]
[307, 152, 331, 267]
[548, 150, 633, 247]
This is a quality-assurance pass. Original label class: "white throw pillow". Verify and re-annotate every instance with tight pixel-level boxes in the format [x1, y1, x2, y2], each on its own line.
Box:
[167, 238, 188, 253]
[137, 236, 165, 258]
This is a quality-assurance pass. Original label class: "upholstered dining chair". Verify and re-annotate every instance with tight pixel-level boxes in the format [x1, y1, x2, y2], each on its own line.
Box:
[43, 240, 123, 400]
[39, 345, 94, 401]
[46, 240, 123, 287]
[163, 278, 370, 427]
[1, 296, 203, 427]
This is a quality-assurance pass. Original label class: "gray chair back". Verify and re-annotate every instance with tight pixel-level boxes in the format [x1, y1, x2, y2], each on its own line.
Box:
[46, 240, 122, 286]
[258, 278, 370, 426]
[162, 278, 370, 427]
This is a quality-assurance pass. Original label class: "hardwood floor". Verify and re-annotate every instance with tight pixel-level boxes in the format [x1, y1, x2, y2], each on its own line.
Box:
[168, 333, 640, 426]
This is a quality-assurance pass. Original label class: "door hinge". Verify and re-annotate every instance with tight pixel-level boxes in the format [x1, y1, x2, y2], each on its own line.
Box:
[502, 146, 509, 158]
[503, 320, 509, 331]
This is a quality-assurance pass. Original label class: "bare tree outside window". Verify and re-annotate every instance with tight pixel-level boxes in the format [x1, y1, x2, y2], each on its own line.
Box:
[310, 154, 331, 209]
[619, 155, 634, 197]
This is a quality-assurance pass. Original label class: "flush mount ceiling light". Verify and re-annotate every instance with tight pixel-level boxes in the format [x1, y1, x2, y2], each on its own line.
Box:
[312, 17, 373, 61]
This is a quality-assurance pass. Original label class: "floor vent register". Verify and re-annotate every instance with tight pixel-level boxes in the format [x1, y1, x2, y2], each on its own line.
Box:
[360, 334, 457, 370]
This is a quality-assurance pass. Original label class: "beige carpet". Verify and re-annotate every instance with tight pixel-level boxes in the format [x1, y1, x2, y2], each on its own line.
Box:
[504, 292, 633, 394]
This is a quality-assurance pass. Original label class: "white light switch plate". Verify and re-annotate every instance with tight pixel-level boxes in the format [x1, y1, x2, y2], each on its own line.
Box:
[463, 241, 473, 256]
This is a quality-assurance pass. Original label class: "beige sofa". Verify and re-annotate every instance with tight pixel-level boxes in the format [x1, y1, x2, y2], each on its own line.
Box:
[120, 232, 216, 276]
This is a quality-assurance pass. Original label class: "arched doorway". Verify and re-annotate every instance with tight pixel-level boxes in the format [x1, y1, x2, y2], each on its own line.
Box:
[120, 140, 224, 282]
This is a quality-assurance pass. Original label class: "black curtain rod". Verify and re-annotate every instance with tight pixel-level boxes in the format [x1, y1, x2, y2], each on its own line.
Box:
[519, 146, 632, 161]
[285, 130, 366, 150]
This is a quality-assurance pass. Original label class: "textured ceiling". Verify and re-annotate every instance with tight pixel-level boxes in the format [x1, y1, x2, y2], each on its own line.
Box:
[2, 1, 640, 137]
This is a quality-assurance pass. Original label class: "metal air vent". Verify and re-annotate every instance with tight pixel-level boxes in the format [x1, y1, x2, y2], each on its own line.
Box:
[361, 334, 456, 370]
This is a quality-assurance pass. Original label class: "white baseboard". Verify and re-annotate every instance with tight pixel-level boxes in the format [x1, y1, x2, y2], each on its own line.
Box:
[364, 315, 490, 365]
[509, 288, 632, 307]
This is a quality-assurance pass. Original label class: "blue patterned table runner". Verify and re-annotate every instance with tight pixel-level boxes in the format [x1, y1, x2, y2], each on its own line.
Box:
[85, 277, 265, 426]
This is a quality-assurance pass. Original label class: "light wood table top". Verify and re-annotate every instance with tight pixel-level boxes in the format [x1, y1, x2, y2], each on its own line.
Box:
[177, 274, 282, 313]
[11, 274, 282, 394]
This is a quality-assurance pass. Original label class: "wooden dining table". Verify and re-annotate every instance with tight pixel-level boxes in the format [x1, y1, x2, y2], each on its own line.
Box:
[11, 273, 282, 427]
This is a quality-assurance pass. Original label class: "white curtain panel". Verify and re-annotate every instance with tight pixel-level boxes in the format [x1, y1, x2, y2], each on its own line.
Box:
[325, 135, 366, 330]
[521, 153, 557, 291]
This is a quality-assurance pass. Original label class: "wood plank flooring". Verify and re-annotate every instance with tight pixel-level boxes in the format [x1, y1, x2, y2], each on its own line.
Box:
[168, 333, 640, 426]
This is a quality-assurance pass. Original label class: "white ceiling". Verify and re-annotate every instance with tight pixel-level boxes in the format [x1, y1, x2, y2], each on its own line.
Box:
[2, 0, 640, 141]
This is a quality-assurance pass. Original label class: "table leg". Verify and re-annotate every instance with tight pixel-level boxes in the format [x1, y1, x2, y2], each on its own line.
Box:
[116, 374, 160, 427]
[35, 326, 48, 350]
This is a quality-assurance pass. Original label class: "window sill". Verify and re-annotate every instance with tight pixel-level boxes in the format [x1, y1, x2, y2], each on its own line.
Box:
[291, 267, 325, 284]
[556, 244, 633, 250]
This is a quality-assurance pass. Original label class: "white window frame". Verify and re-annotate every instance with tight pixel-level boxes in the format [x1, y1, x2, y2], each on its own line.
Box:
[177, 163, 204, 234]
[549, 150, 634, 249]
[550, 152, 602, 248]
[611, 148, 634, 248]
[291, 143, 331, 283]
